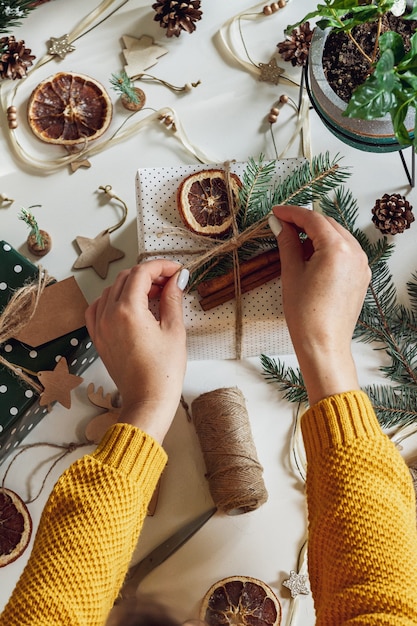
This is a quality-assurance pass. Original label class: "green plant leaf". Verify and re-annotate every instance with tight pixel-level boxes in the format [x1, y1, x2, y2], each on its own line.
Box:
[344, 74, 397, 119]
[379, 31, 405, 63]
[391, 108, 413, 146]
[404, 0, 417, 20]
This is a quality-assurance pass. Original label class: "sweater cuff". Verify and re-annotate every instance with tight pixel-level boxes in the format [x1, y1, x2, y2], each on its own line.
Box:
[90, 423, 167, 484]
[301, 390, 382, 458]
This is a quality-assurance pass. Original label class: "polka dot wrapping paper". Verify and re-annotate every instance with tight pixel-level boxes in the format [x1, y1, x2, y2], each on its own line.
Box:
[0, 241, 97, 464]
[136, 160, 302, 360]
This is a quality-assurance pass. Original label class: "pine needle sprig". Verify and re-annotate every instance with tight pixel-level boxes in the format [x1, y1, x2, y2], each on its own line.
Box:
[238, 156, 276, 227]
[109, 71, 141, 104]
[268, 153, 350, 208]
[260, 354, 307, 404]
[366, 384, 417, 429]
[407, 273, 417, 315]
[0, 0, 35, 33]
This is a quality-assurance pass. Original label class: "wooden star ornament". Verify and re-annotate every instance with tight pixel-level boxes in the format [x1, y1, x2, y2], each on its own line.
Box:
[47, 34, 75, 59]
[258, 57, 284, 85]
[282, 570, 310, 599]
[73, 230, 124, 279]
[38, 358, 83, 409]
[72, 185, 128, 279]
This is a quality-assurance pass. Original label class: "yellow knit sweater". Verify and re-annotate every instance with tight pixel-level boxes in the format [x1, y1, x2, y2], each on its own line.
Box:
[302, 391, 417, 625]
[1, 391, 417, 625]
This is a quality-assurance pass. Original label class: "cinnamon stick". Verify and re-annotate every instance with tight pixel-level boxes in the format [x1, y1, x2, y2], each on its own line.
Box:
[196, 248, 281, 298]
[199, 257, 281, 311]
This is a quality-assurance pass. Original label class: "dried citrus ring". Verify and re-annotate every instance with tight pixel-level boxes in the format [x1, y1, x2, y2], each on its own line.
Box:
[201, 575, 282, 626]
[27, 72, 112, 145]
[0, 487, 32, 567]
[177, 169, 242, 237]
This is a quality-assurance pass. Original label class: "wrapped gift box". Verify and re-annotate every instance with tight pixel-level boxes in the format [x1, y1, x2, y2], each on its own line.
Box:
[0, 241, 97, 464]
[136, 160, 303, 360]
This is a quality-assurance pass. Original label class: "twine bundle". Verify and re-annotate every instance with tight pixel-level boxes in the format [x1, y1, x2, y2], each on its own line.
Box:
[0, 270, 53, 392]
[191, 387, 268, 514]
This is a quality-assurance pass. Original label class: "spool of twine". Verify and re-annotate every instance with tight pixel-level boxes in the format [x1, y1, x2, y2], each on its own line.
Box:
[191, 387, 268, 515]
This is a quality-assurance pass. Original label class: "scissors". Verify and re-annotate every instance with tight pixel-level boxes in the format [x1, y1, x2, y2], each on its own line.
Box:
[119, 506, 217, 600]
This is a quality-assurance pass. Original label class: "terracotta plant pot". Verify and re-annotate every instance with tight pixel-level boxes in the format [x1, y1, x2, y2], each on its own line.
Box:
[306, 27, 415, 153]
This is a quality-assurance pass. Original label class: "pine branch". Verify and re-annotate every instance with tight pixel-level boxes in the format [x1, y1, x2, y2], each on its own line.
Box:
[366, 384, 417, 429]
[260, 354, 307, 404]
[109, 71, 141, 104]
[238, 156, 276, 227]
[0, 0, 36, 33]
[269, 152, 351, 208]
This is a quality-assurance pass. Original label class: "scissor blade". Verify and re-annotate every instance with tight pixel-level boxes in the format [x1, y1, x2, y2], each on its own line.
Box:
[120, 507, 216, 597]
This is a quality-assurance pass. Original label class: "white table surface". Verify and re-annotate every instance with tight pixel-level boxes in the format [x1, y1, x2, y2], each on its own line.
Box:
[1, 1, 417, 624]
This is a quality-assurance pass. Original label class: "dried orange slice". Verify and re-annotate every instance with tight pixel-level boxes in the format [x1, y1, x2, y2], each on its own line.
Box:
[0, 488, 32, 567]
[177, 169, 241, 237]
[27, 72, 112, 145]
[201, 575, 282, 626]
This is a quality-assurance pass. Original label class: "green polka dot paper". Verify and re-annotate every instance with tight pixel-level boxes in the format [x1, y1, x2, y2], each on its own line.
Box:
[136, 160, 302, 360]
[0, 241, 97, 465]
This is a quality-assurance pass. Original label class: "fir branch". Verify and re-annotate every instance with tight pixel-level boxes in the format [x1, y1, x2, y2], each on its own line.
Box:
[109, 71, 140, 104]
[19, 206, 44, 248]
[0, 0, 35, 33]
[238, 156, 276, 227]
[407, 272, 417, 315]
[260, 354, 307, 404]
[366, 384, 417, 429]
[268, 153, 350, 208]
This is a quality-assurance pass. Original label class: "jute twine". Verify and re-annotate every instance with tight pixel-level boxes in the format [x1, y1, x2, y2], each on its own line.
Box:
[191, 387, 268, 515]
[0, 269, 53, 392]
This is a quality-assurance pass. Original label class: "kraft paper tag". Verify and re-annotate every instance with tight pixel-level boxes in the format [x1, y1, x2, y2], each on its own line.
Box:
[14, 276, 88, 347]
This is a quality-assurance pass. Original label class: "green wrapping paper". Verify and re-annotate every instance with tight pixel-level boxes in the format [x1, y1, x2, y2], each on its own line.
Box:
[0, 241, 97, 464]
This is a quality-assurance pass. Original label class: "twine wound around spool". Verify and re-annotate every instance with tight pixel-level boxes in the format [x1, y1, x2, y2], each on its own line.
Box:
[191, 387, 268, 515]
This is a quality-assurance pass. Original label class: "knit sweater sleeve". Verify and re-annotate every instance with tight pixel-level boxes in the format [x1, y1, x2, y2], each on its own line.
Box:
[301, 390, 417, 625]
[0, 422, 167, 626]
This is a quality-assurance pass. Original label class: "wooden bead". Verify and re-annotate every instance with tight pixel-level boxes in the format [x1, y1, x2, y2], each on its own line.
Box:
[279, 94, 289, 104]
[278, 0, 286, 7]
[268, 113, 278, 123]
[7, 106, 17, 128]
[263, 5, 273, 15]
[271, 2, 279, 11]
[270, 107, 280, 116]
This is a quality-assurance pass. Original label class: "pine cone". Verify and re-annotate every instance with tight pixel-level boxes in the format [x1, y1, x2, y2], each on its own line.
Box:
[372, 193, 414, 235]
[0, 36, 35, 80]
[152, 0, 202, 38]
[277, 22, 313, 67]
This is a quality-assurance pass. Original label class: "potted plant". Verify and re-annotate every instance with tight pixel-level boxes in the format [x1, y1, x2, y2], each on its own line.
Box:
[281, 0, 417, 153]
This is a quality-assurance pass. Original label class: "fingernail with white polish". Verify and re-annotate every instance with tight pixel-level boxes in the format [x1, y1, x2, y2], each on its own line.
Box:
[268, 215, 283, 237]
[177, 268, 189, 291]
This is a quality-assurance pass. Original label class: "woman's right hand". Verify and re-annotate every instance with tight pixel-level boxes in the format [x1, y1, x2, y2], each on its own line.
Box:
[269, 205, 371, 405]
